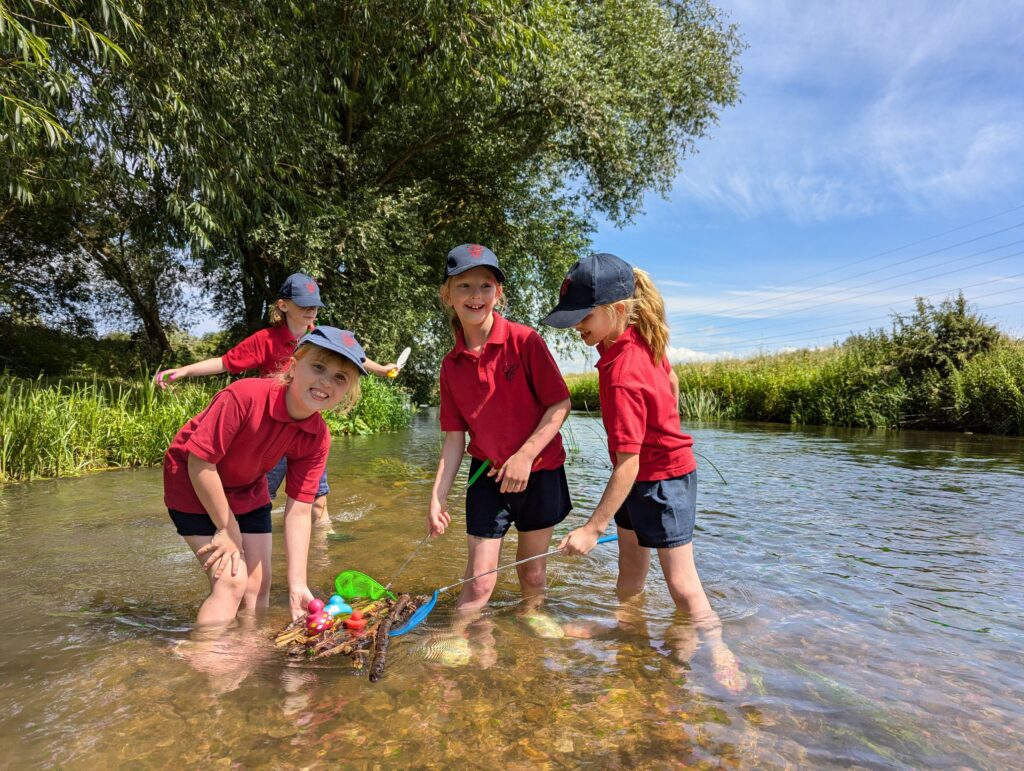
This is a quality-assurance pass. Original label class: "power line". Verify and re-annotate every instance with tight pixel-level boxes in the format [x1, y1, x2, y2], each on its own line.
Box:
[685, 244, 1024, 338]
[685, 270, 1024, 343]
[697, 211, 1024, 318]
[681, 290, 1024, 355]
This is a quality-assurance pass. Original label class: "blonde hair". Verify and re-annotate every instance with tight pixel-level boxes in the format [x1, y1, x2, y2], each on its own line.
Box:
[274, 345, 362, 414]
[268, 299, 286, 327]
[601, 268, 669, 364]
[438, 271, 507, 341]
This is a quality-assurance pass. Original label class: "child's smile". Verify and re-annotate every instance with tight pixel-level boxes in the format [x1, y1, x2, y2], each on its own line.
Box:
[287, 356, 351, 418]
[447, 267, 502, 329]
[573, 308, 620, 347]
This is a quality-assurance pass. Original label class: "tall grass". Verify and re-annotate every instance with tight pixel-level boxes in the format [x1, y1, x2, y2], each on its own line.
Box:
[564, 339, 1024, 436]
[0, 374, 413, 483]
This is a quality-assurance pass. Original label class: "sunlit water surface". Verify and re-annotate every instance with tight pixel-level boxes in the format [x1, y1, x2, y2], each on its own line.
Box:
[1, 413, 1022, 768]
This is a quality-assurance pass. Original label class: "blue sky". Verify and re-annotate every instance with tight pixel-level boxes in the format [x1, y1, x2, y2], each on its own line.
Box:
[184, 1, 1024, 372]
[570, 0, 1024, 371]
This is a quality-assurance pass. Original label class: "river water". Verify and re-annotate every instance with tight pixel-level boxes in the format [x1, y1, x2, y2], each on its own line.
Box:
[0, 412, 1021, 768]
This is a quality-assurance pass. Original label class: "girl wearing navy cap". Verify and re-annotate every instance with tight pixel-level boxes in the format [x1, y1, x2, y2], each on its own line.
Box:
[542, 253, 746, 692]
[154, 273, 400, 527]
[164, 327, 367, 628]
[428, 244, 573, 618]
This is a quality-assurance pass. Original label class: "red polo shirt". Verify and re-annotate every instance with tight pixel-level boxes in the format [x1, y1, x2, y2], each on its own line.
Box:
[439, 313, 569, 471]
[596, 326, 695, 482]
[163, 378, 330, 514]
[221, 324, 298, 377]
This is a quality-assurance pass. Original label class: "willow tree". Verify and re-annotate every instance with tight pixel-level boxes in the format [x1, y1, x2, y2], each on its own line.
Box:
[2, 0, 742, 378]
[154, 1, 742, 366]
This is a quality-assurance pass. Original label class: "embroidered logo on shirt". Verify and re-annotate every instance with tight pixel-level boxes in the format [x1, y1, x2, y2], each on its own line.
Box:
[504, 363, 519, 381]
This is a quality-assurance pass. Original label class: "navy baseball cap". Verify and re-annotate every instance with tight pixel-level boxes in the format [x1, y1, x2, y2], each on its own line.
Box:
[444, 243, 506, 283]
[278, 273, 324, 308]
[540, 253, 635, 328]
[297, 326, 368, 375]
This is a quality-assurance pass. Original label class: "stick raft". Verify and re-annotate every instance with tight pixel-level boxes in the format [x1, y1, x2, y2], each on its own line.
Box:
[274, 594, 425, 681]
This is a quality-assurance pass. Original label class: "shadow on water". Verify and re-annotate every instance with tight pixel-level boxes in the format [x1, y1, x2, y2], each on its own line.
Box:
[1, 412, 1022, 767]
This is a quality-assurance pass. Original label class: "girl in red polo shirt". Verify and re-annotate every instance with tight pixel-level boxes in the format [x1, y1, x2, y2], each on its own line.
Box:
[542, 253, 746, 692]
[428, 244, 573, 615]
[154, 273, 398, 527]
[164, 326, 367, 627]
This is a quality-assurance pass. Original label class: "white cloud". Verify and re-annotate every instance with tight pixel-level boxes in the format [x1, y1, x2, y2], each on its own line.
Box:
[666, 345, 734, 363]
[672, 0, 1024, 222]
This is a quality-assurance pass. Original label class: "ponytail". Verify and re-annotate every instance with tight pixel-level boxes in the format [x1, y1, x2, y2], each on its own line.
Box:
[438, 281, 463, 341]
[626, 268, 669, 364]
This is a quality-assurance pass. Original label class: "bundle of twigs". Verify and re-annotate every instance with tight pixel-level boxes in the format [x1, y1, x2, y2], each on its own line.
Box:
[274, 594, 425, 681]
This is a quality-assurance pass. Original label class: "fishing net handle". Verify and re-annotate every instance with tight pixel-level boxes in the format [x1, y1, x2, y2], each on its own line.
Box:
[439, 534, 618, 594]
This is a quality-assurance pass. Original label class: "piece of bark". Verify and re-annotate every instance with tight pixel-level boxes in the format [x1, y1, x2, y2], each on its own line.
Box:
[368, 594, 411, 682]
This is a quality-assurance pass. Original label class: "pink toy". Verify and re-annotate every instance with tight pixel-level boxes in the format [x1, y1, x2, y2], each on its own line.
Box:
[306, 611, 332, 633]
[307, 598, 325, 615]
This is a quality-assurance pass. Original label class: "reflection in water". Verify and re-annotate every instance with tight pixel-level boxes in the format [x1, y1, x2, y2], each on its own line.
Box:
[0, 414, 1022, 767]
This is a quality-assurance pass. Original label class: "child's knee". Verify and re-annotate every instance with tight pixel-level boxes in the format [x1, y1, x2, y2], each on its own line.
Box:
[517, 562, 546, 590]
[463, 576, 496, 603]
[617, 563, 648, 595]
[214, 571, 249, 601]
[667, 582, 708, 613]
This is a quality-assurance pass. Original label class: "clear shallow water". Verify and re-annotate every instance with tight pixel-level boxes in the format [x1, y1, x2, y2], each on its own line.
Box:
[1, 413, 1022, 768]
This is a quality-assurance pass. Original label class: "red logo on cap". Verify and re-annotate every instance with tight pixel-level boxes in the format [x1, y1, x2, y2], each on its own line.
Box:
[306, 282, 316, 293]
[560, 277, 571, 296]
[342, 334, 356, 347]
[467, 244, 484, 260]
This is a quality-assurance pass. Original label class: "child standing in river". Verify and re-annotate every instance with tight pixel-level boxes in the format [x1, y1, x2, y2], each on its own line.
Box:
[541, 252, 746, 692]
[427, 244, 573, 614]
[164, 326, 366, 626]
[155, 273, 399, 526]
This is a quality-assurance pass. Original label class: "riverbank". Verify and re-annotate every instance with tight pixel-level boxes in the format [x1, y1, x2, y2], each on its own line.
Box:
[0, 375, 412, 483]
[566, 336, 1024, 435]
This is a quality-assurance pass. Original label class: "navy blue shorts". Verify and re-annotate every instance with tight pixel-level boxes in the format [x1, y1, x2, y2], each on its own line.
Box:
[168, 503, 273, 537]
[465, 457, 572, 539]
[614, 471, 697, 549]
[266, 456, 330, 500]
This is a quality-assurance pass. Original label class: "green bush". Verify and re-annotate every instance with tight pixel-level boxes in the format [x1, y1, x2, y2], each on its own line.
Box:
[565, 373, 601, 411]
[954, 341, 1024, 435]
[322, 375, 413, 436]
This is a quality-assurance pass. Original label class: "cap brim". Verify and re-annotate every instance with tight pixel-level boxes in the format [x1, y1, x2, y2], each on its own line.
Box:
[445, 264, 506, 283]
[298, 340, 368, 375]
[343, 353, 368, 376]
[540, 305, 592, 328]
[291, 298, 325, 308]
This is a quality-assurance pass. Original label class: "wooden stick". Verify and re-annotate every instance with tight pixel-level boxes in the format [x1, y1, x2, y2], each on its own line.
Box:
[369, 594, 411, 682]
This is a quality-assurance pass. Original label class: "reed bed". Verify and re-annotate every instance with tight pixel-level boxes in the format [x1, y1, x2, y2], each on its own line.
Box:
[0, 374, 413, 483]
[564, 339, 1024, 436]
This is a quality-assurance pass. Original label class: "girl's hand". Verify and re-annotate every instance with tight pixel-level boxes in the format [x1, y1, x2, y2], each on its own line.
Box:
[381, 361, 400, 378]
[490, 451, 533, 494]
[289, 585, 315, 620]
[427, 499, 451, 537]
[559, 525, 601, 556]
[196, 526, 245, 577]
[154, 368, 184, 389]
